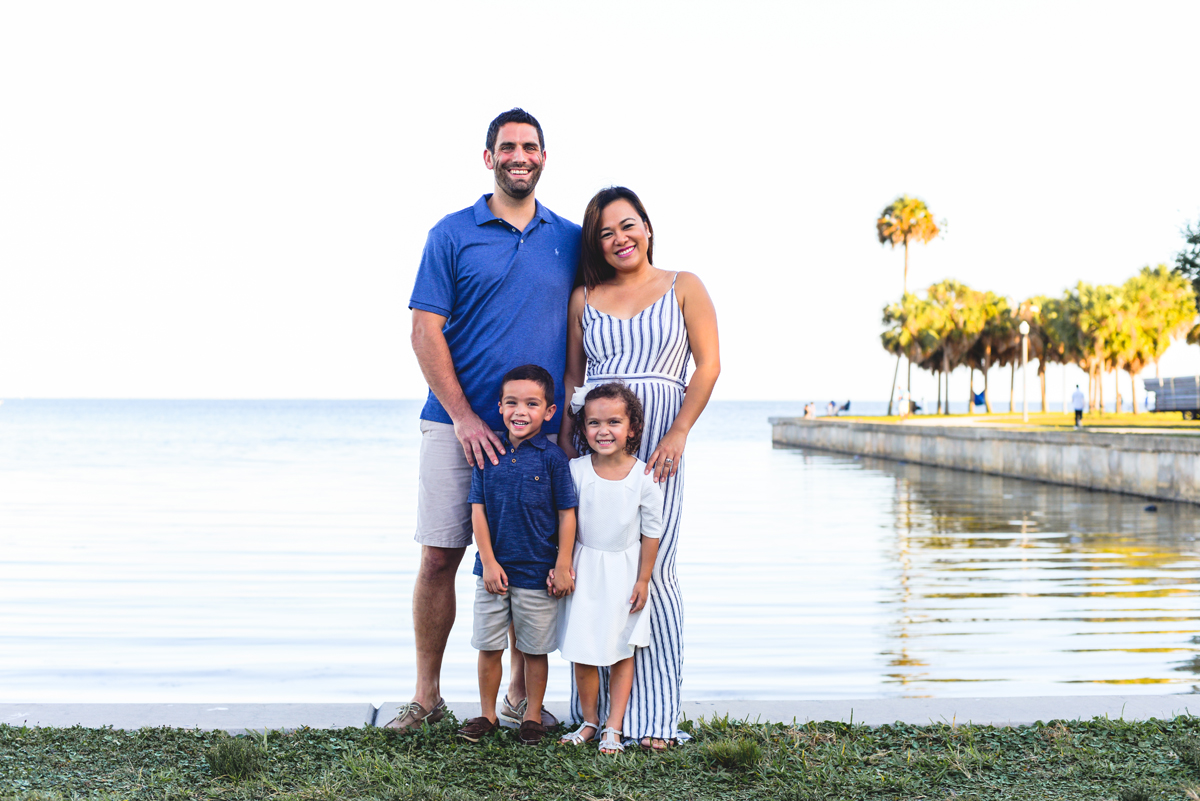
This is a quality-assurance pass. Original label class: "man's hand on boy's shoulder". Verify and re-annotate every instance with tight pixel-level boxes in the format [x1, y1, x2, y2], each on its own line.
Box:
[482, 561, 509, 595]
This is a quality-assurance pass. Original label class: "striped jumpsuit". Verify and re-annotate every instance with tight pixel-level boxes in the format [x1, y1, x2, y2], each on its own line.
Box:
[570, 273, 691, 742]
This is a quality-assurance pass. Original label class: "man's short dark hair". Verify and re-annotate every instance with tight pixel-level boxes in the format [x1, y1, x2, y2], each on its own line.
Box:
[500, 364, 555, 404]
[486, 108, 545, 153]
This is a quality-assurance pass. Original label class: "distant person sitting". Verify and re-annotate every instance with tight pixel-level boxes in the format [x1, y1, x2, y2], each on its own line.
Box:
[827, 401, 837, 416]
[838, 400, 850, 414]
[1071, 385, 1086, 428]
[803, 403, 816, 420]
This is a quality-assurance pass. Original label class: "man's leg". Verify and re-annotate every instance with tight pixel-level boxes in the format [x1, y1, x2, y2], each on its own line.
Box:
[385, 421, 473, 731]
[413, 545, 466, 709]
[506, 623, 527, 705]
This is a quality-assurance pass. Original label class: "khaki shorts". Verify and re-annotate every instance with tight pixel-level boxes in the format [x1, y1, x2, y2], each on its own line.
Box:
[414, 420, 556, 548]
[470, 578, 560, 654]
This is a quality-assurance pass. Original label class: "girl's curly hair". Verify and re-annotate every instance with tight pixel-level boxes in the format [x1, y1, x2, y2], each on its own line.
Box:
[571, 382, 644, 456]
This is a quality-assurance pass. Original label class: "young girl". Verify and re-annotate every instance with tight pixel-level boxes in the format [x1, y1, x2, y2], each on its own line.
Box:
[555, 382, 663, 754]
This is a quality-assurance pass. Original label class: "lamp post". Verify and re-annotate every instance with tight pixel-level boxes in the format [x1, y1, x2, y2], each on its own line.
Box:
[1019, 320, 1030, 422]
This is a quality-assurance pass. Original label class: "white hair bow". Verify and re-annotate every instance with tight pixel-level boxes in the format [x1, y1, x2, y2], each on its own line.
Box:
[569, 384, 595, 414]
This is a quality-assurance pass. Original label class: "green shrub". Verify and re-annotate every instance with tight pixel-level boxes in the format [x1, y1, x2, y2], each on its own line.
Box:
[205, 736, 265, 780]
[698, 738, 762, 770]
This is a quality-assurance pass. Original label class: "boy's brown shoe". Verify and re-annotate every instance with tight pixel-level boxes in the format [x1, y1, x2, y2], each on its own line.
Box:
[457, 716, 500, 743]
[518, 719, 548, 745]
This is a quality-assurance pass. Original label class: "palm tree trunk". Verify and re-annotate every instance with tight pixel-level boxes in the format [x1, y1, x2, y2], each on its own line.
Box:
[887, 351, 901, 416]
[1039, 363, 1047, 412]
[943, 353, 951, 415]
[968, 367, 975, 412]
[1010, 364, 1016, 412]
[983, 347, 993, 413]
[1131, 370, 1139, 414]
[936, 370, 942, 414]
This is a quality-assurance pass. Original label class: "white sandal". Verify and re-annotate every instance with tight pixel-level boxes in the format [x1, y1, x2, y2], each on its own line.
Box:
[560, 720, 599, 745]
[598, 727, 625, 754]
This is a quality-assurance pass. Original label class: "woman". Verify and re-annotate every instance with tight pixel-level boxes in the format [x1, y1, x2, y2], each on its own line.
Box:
[560, 186, 720, 749]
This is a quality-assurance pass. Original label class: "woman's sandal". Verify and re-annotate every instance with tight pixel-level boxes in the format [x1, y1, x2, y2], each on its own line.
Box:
[598, 727, 625, 754]
[559, 721, 599, 745]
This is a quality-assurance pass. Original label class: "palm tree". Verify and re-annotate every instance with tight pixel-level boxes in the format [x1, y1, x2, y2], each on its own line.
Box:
[965, 293, 1012, 413]
[877, 195, 944, 295]
[925, 280, 986, 415]
[1120, 265, 1196, 411]
[1072, 282, 1122, 413]
[881, 293, 941, 415]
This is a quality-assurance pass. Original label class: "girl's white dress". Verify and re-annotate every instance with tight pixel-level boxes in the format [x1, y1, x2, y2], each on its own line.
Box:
[558, 456, 664, 667]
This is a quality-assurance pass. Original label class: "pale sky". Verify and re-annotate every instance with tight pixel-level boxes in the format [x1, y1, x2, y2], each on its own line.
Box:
[3, 1, 1198, 401]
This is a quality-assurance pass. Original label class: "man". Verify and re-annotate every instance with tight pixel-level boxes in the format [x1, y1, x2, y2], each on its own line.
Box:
[383, 109, 581, 732]
[1072, 384, 1086, 428]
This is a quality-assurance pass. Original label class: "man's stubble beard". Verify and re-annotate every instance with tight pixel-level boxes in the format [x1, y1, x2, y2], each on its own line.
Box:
[494, 162, 542, 201]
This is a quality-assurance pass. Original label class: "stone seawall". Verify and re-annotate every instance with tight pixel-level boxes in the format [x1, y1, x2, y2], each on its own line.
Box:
[769, 418, 1200, 504]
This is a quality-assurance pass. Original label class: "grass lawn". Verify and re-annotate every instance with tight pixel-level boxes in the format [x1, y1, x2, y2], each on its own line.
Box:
[5, 714, 1200, 800]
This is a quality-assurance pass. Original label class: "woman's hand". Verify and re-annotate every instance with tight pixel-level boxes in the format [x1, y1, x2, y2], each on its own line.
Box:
[630, 579, 651, 613]
[646, 428, 686, 483]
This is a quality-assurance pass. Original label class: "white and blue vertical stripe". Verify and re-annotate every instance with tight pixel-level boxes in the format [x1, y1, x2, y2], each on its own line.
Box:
[570, 274, 691, 741]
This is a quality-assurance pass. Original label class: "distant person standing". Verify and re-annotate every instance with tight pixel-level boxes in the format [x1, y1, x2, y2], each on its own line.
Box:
[388, 108, 582, 733]
[1071, 385, 1086, 428]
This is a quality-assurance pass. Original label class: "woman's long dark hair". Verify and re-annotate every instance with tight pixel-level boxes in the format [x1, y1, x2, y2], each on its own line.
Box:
[578, 186, 655, 290]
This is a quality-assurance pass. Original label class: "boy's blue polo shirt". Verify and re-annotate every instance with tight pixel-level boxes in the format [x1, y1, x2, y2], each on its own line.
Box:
[409, 195, 581, 434]
[468, 432, 578, 590]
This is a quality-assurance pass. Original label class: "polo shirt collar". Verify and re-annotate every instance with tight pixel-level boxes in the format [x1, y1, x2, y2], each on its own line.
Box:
[473, 194, 555, 227]
[504, 431, 550, 451]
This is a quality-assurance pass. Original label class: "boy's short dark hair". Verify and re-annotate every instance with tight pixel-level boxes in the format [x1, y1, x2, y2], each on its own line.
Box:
[500, 364, 555, 405]
[486, 108, 545, 153]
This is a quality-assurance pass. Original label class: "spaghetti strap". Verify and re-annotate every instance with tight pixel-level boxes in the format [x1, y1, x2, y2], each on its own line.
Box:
[671, 272, 678, 288]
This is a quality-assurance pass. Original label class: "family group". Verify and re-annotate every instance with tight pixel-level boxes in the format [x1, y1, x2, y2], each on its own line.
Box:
[383, 108, 721, 753]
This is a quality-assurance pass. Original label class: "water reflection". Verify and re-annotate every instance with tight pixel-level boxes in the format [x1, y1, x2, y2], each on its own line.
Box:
[866, 453, 1200, 694]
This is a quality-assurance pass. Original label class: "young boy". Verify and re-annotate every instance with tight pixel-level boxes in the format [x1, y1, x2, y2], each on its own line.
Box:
[457, 364, 578, 745]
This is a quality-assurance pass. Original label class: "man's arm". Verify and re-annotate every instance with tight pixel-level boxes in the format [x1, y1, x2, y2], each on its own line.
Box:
[411, 309, 503, 468]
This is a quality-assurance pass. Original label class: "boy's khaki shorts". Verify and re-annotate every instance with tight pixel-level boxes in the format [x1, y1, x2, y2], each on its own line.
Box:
[471, 578, 559, 655]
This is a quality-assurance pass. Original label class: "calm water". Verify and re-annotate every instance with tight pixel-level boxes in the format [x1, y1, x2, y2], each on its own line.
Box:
[1, 400, 1198, 703]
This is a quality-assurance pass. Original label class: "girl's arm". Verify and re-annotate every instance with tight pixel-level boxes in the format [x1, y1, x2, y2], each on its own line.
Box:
[646, 272, 720, 482]
[629, 535, 660, 613]
[558, 287, 588, 459]
[630, 476, 666, 613]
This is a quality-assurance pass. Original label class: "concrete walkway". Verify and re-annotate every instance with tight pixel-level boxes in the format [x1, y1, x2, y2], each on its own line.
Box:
[3, 696, 1195, 733]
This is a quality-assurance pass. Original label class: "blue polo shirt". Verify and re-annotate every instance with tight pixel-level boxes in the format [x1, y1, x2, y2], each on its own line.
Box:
[468, 432, 578, 590]
[409, 195, 581, 433]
